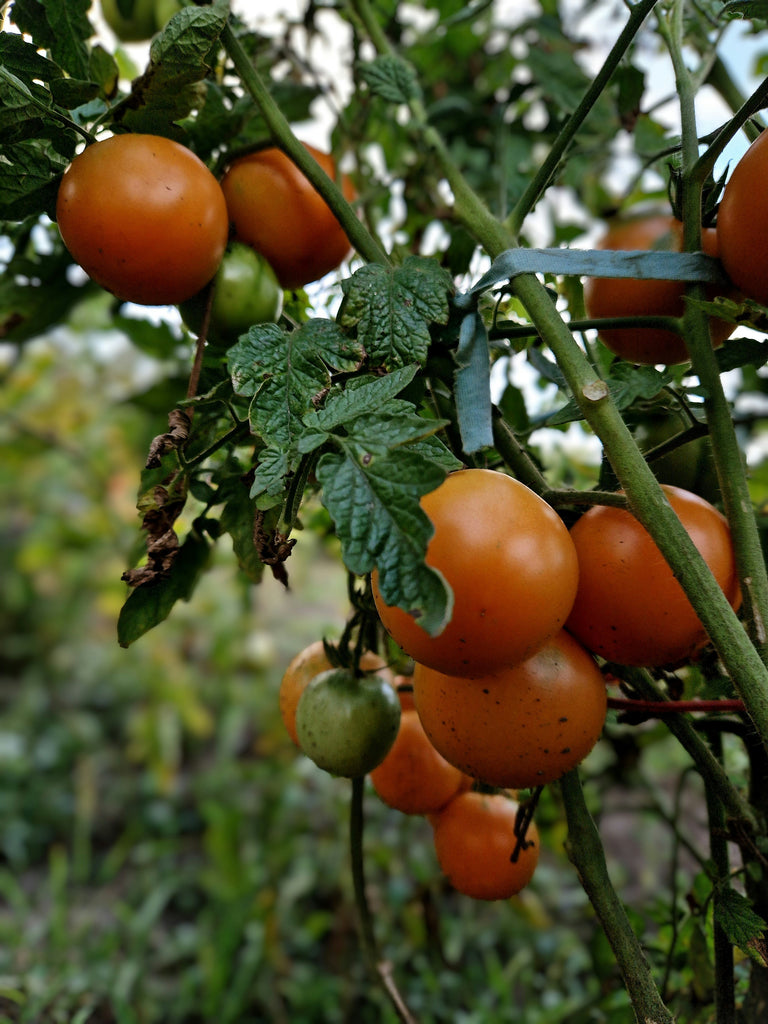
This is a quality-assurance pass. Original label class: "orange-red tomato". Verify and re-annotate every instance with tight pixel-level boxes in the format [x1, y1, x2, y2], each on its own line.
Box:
[583, 215, 735, 364]
[717, 130, 768, 304]
[412, 630, 607, 790]
[565, 485, 740, 667]
[56, 134, 228, 306]
[371, 469, 579, 678]
[431, 791, 540, 900]
[219, 143, 356, 290]
[279, 640, 392, 747]
[370, 708, 470, 815]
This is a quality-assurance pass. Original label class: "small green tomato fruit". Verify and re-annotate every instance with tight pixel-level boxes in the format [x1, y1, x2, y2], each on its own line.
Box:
[295, 668, 401, 778]
[179, 242, 283, 348]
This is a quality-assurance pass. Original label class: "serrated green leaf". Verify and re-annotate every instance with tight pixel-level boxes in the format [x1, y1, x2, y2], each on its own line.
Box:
[714, 889, 768, 966]
[339, 256, 452, 368]
[13, 0, 92, 83]
[112, 2, 229, 137]
[230, 320, 364, 447]
[0, 33, 64, 88]
[117, 531, 210, 647]
[358, 54, 422, 104]
[301, 365, 419, 436]
[251, 448, 291, 499]
[0, 139, 70, 220]
[317, 447, 452, 636]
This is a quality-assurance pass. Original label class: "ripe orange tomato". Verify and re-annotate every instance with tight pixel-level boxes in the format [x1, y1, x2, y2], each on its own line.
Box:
[583, 215, 735, 364]
[371, 469, 579, 678]
[279, 640, 392, 747]
[412, 630, 607, 790]
[565, 485, 740, 667]
[431, 791, 540, 900]
[717, 130, 768, 305]
[370, 708, 470, 815]
[56, 134, 228, 307]
[219, 143, 356, 290]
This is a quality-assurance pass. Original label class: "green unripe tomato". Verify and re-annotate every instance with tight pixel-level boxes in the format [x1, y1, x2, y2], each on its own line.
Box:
[100, 0, 158, 40]
[100, 0, 181, 41]
[179, 243, 283, 348]
[154, 0, 183, 28]
[295, 669, 401, 778]
[634, 413, 721, 505]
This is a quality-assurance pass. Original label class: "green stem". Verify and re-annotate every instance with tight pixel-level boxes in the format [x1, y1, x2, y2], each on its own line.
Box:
[506, 0, 662, 235]
[220, 22, 390, 270]
[349, 776, 417, 1024]
[560, 770, 675, 1024]
[703, 732, 737, 1024]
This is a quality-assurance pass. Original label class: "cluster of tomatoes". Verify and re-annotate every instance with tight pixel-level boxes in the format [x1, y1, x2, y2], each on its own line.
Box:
[279, 639, 539, 901]
[55, 132, 355, 343]
[281, 467, 738, 901]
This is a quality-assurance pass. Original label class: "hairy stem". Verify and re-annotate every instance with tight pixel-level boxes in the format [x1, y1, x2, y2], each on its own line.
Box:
[560, 770, 675, 1024]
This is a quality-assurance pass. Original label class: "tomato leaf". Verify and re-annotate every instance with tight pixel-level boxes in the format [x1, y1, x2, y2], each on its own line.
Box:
[714, 889, 768, 966]
[229, 320, 365, 497]
[111, 2, 229, 137]
[339, 256, 453, 368]
[316, 446, 455, 637]
[117, 529, 210, 647]
[11, 0, 92, 83]
[358, 54, 422, 104]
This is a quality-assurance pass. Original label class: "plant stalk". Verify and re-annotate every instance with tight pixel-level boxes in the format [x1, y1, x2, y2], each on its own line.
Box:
[560, 769, 675, 1024]
[506, 0, 662, 235]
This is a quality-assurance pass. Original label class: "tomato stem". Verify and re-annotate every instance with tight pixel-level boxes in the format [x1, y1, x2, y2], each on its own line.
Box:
[560, 769, 676, 1024]
[349, 776, 417, 1024]
[505, 0, 662, 236]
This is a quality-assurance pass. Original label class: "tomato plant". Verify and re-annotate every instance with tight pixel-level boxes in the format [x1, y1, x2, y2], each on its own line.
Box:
[279, 640, 392, 748]
[370, 706, 469, 815]
[371, 469, 579, 678]
[56, 134, 229, 307]
[220, 143, 356, 290]
[717, 130, 768, 305]
[583, 214, 735, 364]
[412, 630, 607, 790]
[179, 242, 283, 347]
[566, 485, 740, 667]
[8, 1, 768, 1021]
[295, 667, 401, 777]
[430, 791, 540, 901]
